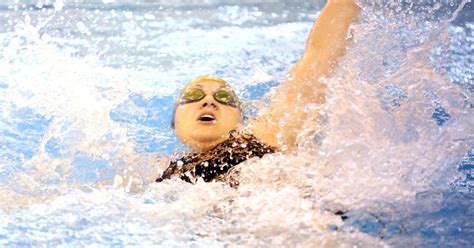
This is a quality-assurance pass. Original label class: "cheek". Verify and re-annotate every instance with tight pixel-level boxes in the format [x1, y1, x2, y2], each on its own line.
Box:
[175, 106, 196, 128]
[221, 108, 242, 127]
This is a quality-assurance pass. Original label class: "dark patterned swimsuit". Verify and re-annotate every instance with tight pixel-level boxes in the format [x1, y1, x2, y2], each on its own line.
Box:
[155, 131, 276, 186]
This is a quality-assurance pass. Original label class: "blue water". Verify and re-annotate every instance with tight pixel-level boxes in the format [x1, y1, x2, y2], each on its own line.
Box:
[0, 0, 473, 247]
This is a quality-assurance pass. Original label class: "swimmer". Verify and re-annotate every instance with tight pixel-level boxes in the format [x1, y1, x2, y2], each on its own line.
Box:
[156, 0, 360, 185]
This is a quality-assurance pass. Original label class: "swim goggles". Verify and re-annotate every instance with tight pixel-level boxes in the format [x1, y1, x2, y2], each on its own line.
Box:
[179, 87, 240, 108]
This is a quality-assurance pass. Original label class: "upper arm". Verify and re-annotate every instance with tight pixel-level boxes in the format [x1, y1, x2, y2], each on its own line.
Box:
[250, 1, 360, 151]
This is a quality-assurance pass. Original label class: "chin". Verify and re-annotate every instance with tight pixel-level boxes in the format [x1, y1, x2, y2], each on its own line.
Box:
[192, 133, 223, 142]
[191, 128, 227, 142]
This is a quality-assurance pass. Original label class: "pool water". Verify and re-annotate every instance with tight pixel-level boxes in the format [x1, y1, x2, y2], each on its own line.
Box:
[0, 0, 472, 246]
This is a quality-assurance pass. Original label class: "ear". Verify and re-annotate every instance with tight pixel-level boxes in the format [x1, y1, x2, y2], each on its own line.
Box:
[170, 105, 177, 129]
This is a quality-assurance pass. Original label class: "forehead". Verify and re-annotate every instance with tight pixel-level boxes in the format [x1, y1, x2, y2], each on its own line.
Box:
[188, 76, 228, 87]
[186, 81, 229, 92]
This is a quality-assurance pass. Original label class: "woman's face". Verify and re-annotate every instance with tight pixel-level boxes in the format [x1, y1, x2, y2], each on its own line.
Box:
[174, 81, 242, 152]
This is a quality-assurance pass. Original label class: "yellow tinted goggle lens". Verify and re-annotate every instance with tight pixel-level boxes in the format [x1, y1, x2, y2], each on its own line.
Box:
[182, 88, 205, 102]
[214, 90, 235, 104]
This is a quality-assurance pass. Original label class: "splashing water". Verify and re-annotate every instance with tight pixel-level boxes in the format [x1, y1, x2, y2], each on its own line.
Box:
[0, 0, 472, 246]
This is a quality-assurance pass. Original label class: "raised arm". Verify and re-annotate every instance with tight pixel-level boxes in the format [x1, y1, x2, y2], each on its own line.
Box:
[251, 0, 360, 151]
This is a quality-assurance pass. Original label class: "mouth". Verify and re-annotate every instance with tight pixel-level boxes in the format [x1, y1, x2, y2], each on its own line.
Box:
[197, 113, 216, 124]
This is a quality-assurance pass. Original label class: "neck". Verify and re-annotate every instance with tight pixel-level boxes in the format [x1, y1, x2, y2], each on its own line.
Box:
[190, 139, 224, 153]
[185, 130, 237, 153]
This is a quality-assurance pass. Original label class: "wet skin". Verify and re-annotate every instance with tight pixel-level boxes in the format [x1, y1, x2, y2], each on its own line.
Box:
[174, 82, 243, 152]
[175, 0, 359, 152]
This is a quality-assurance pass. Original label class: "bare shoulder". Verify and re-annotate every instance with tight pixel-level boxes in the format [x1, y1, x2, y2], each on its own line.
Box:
[250, 114, 281, 149]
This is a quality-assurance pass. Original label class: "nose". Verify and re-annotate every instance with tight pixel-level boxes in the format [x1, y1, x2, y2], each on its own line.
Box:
[201, 95, 218, 109]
